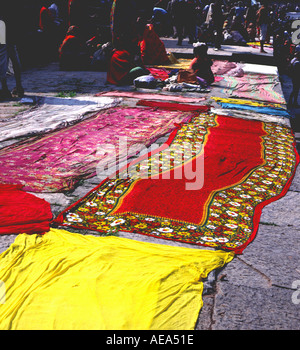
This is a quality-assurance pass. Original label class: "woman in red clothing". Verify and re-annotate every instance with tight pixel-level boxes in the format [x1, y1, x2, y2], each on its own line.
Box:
[107, 37, 149, 86]
[58, 26, 90, 70]
[139, 23, 170, 65]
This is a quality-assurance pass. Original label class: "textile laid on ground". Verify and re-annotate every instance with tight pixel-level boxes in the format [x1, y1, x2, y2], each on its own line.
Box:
[210, 96, 286, 110]
[0, 184, 52, 235]
[247, 42, 272, 47]
[0, 96, 121, 142]
[215, 102, 290, 118]
[0, 228, 234, 330]
[210, 108, 290, 128]
[0, 106, 196, 193]
[150, 59, 242, 77]
[211, 61, 244, 77]
[136, 100, 210, 112]
[96, 90, 206, 103]
[55, 110, 299, 254]
[220, 74, 286, 104]
[148, 67, 172, 81]
[151, 58, 191, 70]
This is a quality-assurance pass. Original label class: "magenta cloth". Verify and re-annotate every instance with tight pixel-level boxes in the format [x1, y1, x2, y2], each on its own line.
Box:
[0, 106, 195, 193]
[214, 76, 224, 82]
[96, 91, 206, 103]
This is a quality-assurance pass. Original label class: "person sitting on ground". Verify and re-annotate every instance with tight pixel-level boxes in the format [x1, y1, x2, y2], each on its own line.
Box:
[58, 25, 91, 71]
[107, 36, 148, 86]
[189, 42, 214, 87]
[139, 23, 170, 65]
[229, 20, 247, 46]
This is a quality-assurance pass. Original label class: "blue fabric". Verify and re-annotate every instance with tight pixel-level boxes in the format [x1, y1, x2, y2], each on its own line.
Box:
[219, 103, 290, 118]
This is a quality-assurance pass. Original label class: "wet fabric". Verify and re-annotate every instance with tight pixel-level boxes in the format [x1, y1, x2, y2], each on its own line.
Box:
[56, 112, 299, 254]
[0, 228, 234, 330]
[0, 106, 196, 193]
[0, 96, 121, 142]
[0, 184, 52, 235]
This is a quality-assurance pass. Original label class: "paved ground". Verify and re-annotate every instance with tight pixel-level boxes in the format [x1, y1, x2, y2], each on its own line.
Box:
[0, 40, 299, 330]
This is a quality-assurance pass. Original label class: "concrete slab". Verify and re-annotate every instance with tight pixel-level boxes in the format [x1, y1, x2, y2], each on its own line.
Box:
[212, 283, 299, 330]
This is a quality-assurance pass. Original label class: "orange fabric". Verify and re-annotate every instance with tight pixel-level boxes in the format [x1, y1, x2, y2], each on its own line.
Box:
[139, 24, 169, 65]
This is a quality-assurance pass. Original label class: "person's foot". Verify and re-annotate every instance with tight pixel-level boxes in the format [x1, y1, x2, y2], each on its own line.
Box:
[260, 49, 267, 53]
[0, 89, 12, 101]
[11, 86, 24, 98]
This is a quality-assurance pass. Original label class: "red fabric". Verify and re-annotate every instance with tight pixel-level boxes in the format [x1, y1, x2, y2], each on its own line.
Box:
[54, 113, 299, 255]
[113, 116, 266, 224]
[0, 184, 53, 235]
[147, 67, 171, 81]
[139, 24, 169, 65]
[136, 100, 210, 112]
[107, 49, 133, 85]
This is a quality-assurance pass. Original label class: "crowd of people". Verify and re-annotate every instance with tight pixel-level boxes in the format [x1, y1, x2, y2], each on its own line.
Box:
[0, 1, 299, 104]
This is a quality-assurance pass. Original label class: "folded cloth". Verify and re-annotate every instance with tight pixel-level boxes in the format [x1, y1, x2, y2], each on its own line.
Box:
[0, 184, 52, 235]
[0, 228, 234, 330]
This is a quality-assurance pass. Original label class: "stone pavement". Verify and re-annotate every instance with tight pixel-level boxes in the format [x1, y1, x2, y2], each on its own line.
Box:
[0, 41, 299, 330]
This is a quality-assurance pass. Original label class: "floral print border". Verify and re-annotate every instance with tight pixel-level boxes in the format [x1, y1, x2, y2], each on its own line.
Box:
[60, 114, 297, 253]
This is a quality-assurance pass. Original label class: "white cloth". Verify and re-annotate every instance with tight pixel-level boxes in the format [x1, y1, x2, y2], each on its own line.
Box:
[0, 96, 122, 142]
